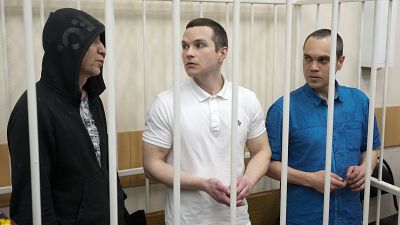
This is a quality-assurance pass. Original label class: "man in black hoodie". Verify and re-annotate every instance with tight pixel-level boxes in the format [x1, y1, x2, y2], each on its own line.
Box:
[7, 8, 128, 225]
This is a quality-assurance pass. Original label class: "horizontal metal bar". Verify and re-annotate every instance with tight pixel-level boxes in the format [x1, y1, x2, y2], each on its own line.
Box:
[371, 177, 400, 197]
[293, 0, 375, 5]
[118, 167, 145, 176]
[0, 186, 11, 195]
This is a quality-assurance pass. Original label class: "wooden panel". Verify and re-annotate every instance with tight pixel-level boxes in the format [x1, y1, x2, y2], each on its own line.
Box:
[0, 193, 11, 208]
[375, 106, 400, 147]
[146, 210, 165, 225]
[145, 189, 280, 225]
[118, 132, 132, 187]
[131, 130, 145, 186]
[0, 144, 11, 208]
[247, 189, 280, 225]
[0, 144, 10, 187]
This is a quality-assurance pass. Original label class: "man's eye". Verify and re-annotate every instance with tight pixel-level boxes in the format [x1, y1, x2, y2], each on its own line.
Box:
[197, 43, 205, 48]
[182, 44, 189, 50]
[304, 56, 312, 62]
[319, 58, 329, 64]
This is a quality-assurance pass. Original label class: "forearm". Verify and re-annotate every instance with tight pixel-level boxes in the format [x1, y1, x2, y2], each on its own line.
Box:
[243, 149, 271, 187]
[360, 149, 378, 170]
[267, 161, 314, 188]
[144, 159, 207, 190]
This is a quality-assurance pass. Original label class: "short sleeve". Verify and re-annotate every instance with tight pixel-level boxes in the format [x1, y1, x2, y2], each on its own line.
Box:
[266, 104, 283, 161]
[247, 94, 266, 139]
[142, 96, 173, 149]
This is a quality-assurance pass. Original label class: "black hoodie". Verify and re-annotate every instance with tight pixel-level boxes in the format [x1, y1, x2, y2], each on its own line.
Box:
[7, 8, 127, 225]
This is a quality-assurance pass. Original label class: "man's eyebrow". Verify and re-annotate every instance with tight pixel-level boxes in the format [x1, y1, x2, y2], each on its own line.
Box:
[181, 38, 207, 44]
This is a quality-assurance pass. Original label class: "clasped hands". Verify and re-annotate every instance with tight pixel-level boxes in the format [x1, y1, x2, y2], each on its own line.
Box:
[312, 165, 366, 193]
[203, 176, 253, 207]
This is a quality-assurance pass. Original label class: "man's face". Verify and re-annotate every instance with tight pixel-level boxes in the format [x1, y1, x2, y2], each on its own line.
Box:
[80, 36, 106, 79]
[181, 26, 226, 78]
[303, 36, 344, 94]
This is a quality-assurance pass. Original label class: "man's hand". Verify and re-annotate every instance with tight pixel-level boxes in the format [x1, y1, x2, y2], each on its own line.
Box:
[203, 178, 231, 206]
[346, 165, 366, 192]
[309, 170, 347, 193]
[235, 176, 254, 207]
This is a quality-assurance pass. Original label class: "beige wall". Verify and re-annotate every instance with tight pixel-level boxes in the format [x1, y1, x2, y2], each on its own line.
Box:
[1, 1, 400, 144]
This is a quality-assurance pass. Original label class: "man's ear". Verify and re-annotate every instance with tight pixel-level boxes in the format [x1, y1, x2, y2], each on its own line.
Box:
[218, 47, 228, 63]
[336, 55, 345, 71]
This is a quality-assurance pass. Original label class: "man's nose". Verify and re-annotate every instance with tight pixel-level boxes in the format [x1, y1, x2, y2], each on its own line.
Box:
[99, 43, 106, 57]
[310, 60, 319, 71]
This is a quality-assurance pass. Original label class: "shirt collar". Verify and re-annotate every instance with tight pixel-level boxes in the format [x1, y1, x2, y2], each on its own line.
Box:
[189, 75, 229, 102]
[303, 81, 344, 106]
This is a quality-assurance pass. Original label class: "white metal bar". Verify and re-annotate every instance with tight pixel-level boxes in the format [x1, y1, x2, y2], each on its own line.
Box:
[118, 167, 145, 176]
[0, 0, 10, 118]
[375, 0, 393, 224]
[141, 0, 151, 212]
[294, 4, 302, 88]
[356, 1, 365, 89]
[250, 3, 254, 90]
[77, 0, 81, 9]
[280, 1, 293, 225]
[337, 2, 341, 31]
[271, 4, 277, 103]
[294, 0, 375, 5]
[230, 0, 240, 224]
[0, 186, 11, 195]
[225, 2, 231, 79]
[315, 3, 319, 29]
[172, 0, 181, 224]
[322, 1, 338, 225]
[362, 0, 382, 224]
[23, 0, 41, 224]
[200, 1, 204, 17]
[104, 1, 118, 224]
[39, 0, 45, 30]
[371, 178, 400, 197]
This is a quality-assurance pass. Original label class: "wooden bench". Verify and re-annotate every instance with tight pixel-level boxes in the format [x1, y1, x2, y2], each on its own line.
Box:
[145, 189, 280, 225]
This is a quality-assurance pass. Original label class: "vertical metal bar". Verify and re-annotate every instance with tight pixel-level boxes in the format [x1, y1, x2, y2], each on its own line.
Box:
[225, 2, 231, 80]
[375, 0, 393, 224]
[104, 1, 118, 224]
[200, 1, 203, 18]
[315, 3, 320, 30]
[142, 0, 151, 212]
[337, 2, 341, 31]
[294, 5, 302, 89]
[362, 0, 382, 224]
[172, 0, 181, 224]
[77, 0, 81, 10]
[271, 4, 277, 104]
[0, 0, 10, 117]
[322, 1, 338, 225]
[250, 3, 254, 90]
[230, 0, 240, 224]
[357, 1, 365, 89]
[39, 0, 45, 30]
[280, 1, 293, 224]
[23, 0, 41, 224]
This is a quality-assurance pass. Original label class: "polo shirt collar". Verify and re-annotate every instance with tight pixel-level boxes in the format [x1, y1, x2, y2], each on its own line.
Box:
[188, 76, 229, 102]
[303, 81, 344, 106]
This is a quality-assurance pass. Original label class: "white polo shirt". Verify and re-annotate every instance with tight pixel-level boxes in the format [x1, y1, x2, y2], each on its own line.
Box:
[143, 77, 266, 225]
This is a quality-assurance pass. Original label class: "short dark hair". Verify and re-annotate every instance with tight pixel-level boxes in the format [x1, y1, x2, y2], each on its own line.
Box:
[186, 18, 228, 51]
[303, 29, 343, 58]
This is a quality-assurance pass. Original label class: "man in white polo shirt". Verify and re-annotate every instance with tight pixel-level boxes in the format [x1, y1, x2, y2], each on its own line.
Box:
[142, 18, 271, 225]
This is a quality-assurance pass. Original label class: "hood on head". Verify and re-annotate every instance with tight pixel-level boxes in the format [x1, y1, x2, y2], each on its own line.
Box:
[40, 8, 106, 106]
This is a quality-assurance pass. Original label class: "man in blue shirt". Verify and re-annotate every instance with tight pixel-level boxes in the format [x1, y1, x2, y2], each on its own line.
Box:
[266, 29, 381, 225]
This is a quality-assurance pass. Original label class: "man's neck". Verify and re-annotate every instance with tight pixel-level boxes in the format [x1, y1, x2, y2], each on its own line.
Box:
[193, 72, 224, 96]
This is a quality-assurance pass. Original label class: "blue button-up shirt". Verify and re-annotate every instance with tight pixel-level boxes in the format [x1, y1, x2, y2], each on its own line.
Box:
[266, 83, 381, 225]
